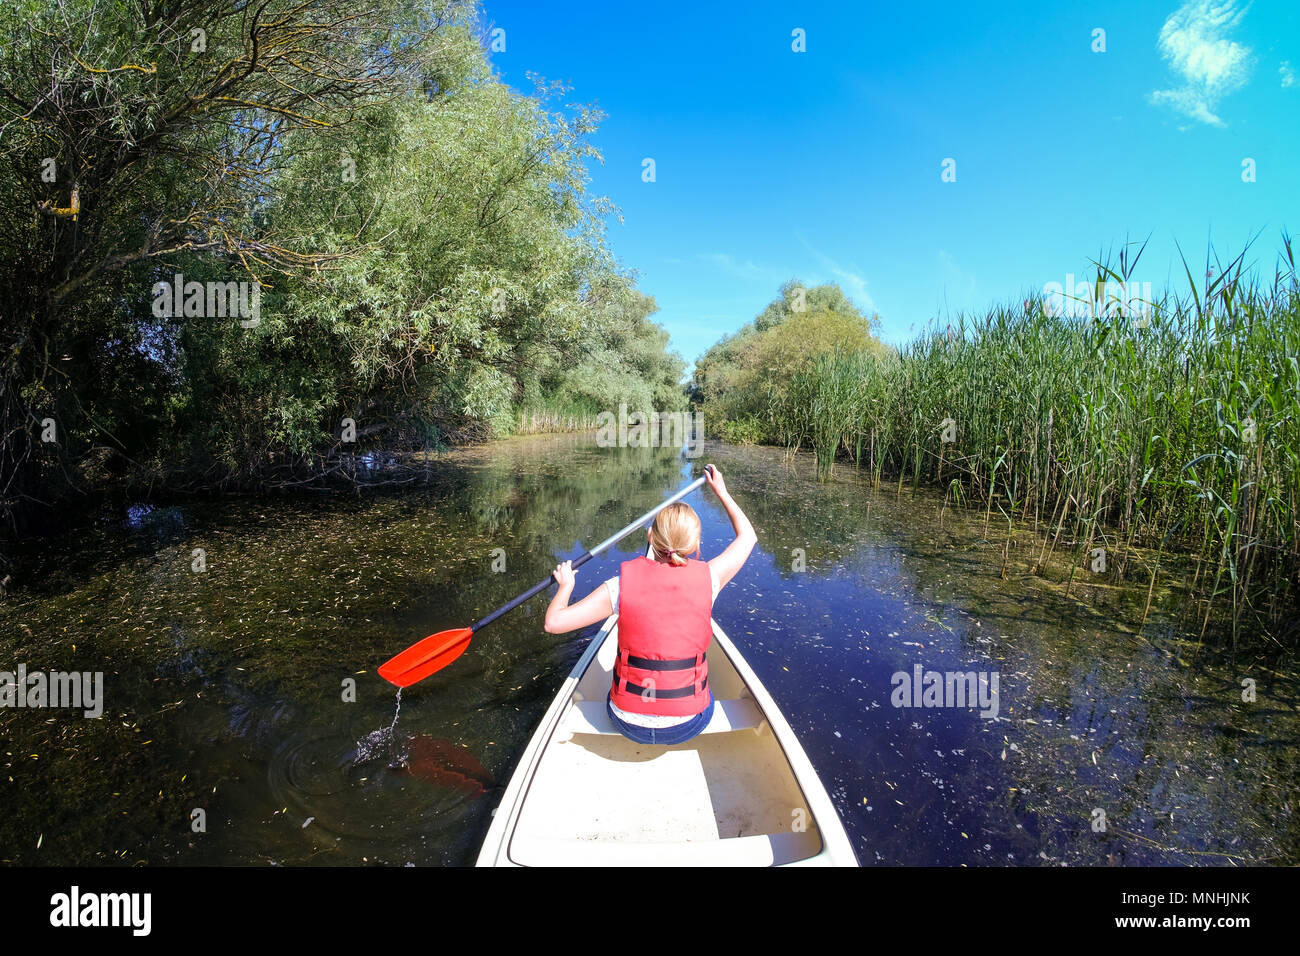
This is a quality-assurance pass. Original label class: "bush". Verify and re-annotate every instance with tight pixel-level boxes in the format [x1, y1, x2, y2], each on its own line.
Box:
[718, 416, 766, 445]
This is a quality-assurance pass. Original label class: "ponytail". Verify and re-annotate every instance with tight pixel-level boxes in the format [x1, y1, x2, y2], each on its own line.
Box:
[649, 503, 701, 565]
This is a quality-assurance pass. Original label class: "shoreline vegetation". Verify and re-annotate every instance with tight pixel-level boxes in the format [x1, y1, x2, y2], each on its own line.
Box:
[692, 242, 1300, 652]
[1, 3, 1293, 654]
[0, 0, 686, 548]
[513, 407, 603, 436]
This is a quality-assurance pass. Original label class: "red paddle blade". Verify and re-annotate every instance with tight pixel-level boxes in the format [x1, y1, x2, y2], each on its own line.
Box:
[378, 628, 474, 687]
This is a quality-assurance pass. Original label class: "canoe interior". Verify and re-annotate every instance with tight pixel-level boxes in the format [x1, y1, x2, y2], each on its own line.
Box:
[505, 619, 827, 866]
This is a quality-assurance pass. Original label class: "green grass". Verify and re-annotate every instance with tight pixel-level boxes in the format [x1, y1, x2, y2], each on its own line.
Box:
[511, 404, 603, 436]
[748, 239, 1300, 647]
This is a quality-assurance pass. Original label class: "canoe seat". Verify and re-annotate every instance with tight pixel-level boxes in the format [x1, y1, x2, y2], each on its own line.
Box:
[562, 697, 766, 736]
[509, 830, 823, 866]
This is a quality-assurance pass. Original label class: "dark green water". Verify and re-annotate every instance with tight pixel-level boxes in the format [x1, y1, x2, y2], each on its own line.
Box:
[2, 433, 1297, 865]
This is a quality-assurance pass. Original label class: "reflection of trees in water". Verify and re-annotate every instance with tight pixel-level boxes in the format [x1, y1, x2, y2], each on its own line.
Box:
[8, 432, 1299, 864]
[450, 439, 690, 556]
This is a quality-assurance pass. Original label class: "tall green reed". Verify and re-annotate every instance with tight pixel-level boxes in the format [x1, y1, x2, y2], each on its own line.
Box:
[754, 240, 1299, 644]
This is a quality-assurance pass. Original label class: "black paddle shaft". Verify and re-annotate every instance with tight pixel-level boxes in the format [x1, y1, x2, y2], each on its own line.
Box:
[470, 550, 597, 633]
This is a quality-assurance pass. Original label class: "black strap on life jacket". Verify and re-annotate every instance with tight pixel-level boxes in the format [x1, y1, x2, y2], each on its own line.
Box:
[620, 677, 708, 699]
[625, 653, 700, 671]
[614, 650, 707, 699]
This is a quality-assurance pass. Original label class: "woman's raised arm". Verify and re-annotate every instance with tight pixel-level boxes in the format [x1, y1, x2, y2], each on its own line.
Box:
[704, 465, 756, 591]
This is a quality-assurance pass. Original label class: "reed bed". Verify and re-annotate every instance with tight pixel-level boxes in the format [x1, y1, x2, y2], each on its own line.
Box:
[513, 407, 603, 435]
[764, 243, 1300, 647]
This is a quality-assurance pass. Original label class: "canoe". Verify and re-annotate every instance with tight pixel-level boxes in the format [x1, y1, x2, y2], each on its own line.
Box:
[476, 569, 859, 866]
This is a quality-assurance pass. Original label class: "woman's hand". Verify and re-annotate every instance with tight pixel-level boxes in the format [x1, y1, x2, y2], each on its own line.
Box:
[704, 463, 729, 498]
[552, 560, 576, 590]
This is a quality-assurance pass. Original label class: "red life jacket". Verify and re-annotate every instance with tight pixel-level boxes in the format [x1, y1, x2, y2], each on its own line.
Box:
[609, 555, 713, 717]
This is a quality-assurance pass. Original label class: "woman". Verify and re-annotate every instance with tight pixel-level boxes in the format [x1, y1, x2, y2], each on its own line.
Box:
[543, 464, 756, 745]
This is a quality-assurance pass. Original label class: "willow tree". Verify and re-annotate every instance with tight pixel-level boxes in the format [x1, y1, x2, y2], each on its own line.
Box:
[0, 0, 484, 529]
[691, 281, 887, 432]
[187, 59, 669, 469]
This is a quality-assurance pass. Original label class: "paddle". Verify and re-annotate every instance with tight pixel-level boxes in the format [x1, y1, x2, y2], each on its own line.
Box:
[378, 468, 713, 687]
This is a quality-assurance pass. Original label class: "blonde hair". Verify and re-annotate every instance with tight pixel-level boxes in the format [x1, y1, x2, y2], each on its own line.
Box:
[650, 503, 701, 566]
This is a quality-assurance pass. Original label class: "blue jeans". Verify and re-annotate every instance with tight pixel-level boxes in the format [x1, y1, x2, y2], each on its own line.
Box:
[606, 690, 715, 745]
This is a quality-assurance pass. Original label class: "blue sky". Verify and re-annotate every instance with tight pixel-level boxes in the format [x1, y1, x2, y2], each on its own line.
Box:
[481, 0, 1299, 365]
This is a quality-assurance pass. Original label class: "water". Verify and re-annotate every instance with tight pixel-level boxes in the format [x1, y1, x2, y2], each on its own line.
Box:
[355, 690, 402, 763]
[1, 433, 1296, 865]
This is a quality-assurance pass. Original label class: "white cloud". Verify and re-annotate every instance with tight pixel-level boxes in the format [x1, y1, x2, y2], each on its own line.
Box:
[699, 253, 763, 279]
[1281, 60, 1296, 88]
[1150, 0, 1253, 126]
[793, 233, 876, 312]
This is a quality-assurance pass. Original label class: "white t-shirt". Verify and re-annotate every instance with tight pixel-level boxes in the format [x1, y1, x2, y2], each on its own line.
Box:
[605, 566, 721, 728]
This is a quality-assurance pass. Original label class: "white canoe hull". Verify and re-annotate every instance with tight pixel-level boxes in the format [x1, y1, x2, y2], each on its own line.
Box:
[477, 612, 858, 866]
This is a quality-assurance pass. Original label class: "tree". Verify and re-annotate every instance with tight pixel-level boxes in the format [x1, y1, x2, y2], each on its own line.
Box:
[691, 280, 887, 436]
[0, 1, 688, 528]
